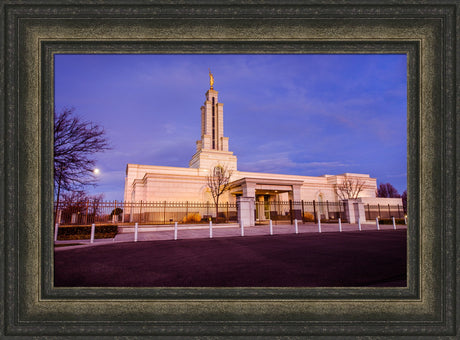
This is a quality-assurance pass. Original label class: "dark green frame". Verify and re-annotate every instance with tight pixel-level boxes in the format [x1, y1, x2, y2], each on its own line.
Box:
[1, 1, 458, 338]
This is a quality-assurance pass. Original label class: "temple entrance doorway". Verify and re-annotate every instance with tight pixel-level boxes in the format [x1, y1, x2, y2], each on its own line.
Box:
[256, 194, 272, 221]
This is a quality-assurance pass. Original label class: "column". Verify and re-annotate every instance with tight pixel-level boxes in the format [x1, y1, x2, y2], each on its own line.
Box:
[237, 196, 255, 227]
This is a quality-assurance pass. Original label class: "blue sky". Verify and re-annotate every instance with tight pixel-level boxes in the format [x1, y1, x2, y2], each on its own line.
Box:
[55, 54, 407, 201]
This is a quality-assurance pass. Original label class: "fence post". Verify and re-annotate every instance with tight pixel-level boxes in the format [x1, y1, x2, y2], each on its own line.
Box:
[318, 212, 322, 233]
[139, 200, 143, 223]
[397, 204, 401, 218]
[269, 219, 273, 235]
[209, 220, 213, 238]
[378, 204, 381, 218]
[174, 222, 178, 240]
[90, 223, 95, 243]
[358, 217, 362, 231]
[392, 216, 396, 230]
[367, 204, 370, 220]
[122, 201, 125, 223]
[338, 218, 342, 232]
[295, 219, 298, 234]
[134, 222, 138, 242]
[388, 204, 391, 218]
[226, 202, 229, 223]
[313, 200, 317, 223]
[163, 201, 166, 224]
[54, 223, 59, 242]
[326, 200, 330, 219]
[376, 217, 380, 230]
[301, 200, 305, 223]
[129, 202, 133, 222]
[241, 221, 244, 237]
[289, 200, 293, 224]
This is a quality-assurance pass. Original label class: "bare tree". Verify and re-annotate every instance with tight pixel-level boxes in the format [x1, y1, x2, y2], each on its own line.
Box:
[54, 108, 110, 222]
[401, 189, 407, 214]
[58, 191, 105, 225]
[376, 182, 401, 198]
[335, 178, 365, 200]
[54, 108, 110, 194]
[206, 165, 233, 222]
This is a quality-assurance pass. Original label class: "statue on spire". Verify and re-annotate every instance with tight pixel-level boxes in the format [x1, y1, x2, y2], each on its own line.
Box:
[208, 68, 214, 89]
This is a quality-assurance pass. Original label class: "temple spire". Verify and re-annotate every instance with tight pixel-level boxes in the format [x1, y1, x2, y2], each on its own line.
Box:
[189, 72, 237, 171]
[208, 68, 214, 90]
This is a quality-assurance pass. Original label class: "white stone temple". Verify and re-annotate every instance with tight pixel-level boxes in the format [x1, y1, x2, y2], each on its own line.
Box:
[124, 72, 400, 225]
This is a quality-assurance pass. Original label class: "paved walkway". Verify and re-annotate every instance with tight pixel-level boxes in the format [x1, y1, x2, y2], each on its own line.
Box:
[54, 229, 407, 287]
[54, 222, 407, 249]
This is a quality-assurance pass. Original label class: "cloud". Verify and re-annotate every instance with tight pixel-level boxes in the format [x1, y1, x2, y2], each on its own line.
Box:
[55, 54, 407, 201]
[383, 172, 407, 178]
[239, 151, 354, 176]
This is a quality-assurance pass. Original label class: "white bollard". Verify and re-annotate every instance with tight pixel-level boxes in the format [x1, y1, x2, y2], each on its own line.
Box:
[134, 222, 139, 242]
[209, 220, 213, 238]
[404, 215, 407, 224]
[358, 217, 362, 231]
[54, 223, 59, 242]
[338, 218, 342, 232]
[269, 219, 273, 235]
[392, 216, 396, 230]
[294, 219, 298, 234]
[376, 217, 380, 230]
[90, 223, 95, 243]
[174, 222, 178, 240]
[241, 221, 244, 237]
[318, 217, 322, 233]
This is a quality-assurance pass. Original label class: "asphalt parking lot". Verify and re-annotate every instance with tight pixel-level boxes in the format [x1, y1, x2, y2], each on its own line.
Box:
[54, 228, 407, 287]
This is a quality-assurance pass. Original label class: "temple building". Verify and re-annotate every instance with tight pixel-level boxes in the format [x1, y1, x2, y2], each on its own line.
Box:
[124, 72, 400, 225]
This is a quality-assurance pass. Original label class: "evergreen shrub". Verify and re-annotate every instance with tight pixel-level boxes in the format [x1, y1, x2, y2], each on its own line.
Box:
[378, 218, 405, 225]
[57, 225, 118, 240]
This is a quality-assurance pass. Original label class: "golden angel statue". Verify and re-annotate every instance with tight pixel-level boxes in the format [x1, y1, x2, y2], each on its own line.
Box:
[208, 69, 214, 89]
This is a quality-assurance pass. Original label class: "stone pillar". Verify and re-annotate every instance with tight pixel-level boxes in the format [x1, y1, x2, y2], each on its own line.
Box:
[343, 199, 366, 224]
[242, 182, 256, 198]
[237, 196, 255, 227]
[354, 201, 367, 223]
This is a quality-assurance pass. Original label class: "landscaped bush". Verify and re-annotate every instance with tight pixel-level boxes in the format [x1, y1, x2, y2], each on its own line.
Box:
[378, 218, 406, 225]
[182, 213, 202, 223]
[303, 212, 315, 222]
[57, 225, 118, 240]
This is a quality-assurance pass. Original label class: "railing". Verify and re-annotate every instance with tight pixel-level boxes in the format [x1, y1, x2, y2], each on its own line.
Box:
[54, 200, 237, 225]
[364, 204, 405, 220]
[255, 200, 348, 224]
[54, 200, 407, 226]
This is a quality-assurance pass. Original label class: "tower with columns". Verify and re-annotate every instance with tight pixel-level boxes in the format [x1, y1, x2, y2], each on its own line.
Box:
[189, 75, 237, 171]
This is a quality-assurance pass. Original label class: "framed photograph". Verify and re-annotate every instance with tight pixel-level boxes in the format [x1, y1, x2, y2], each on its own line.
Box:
[52, 53, 408, 289]
[1, 1, 458, 337]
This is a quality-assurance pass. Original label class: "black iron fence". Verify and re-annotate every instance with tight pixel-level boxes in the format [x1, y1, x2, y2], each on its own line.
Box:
[54, 200, 238, 225]
[54, 200, 406, 226]
[364, 204, 405, 220]
[255, 200, 348, 224]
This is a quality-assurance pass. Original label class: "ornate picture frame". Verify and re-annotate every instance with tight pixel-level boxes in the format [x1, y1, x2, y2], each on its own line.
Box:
[1, 1, 458, 337]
